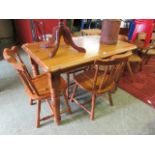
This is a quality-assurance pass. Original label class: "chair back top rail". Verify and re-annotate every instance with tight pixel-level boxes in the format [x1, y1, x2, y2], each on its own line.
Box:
[93, 51, 132, 91]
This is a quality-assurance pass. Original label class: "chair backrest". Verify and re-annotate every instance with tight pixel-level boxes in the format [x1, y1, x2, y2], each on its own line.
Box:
[32, 20, 46, 41]
[138, 32, 147, 41]
[93, 51, 132, 91]
[3, 46, 39, 96]
[118, 34, 129, 42]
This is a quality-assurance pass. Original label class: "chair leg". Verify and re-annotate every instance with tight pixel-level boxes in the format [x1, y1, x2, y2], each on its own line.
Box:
[145, 55, 151, 64]
[70, 84, 78, 102]
[142, 54, 150, 65]
[127, 62, 135, 82]
[139, 61, 143, 72]
[30, 99, 33, 105]
[46, 99, 54, 115]
[67, 73, 70, 99]
[63, 90, 72, 113]
[30, 99, 36, 105]
[90, 94, 96, 120]
[36, 100, 41, 128]
[108, 92, 113, 106]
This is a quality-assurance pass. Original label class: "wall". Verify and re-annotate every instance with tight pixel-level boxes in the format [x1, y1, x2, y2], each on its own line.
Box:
[0, 20, 15, 60]
[14, 19, 60, 44]
[14, 19, 33, 44]
[0, 20, 14, 39]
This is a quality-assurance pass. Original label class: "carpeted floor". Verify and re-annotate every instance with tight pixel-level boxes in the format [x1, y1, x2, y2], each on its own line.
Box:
[119, 58, 155, 108]
[1, 50, 155, 135]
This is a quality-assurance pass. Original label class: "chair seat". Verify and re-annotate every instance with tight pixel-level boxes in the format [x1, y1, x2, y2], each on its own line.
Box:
[133, 40, 150, 50]
[74, 69, 115, 94]
[129, 53, 142, 62]
[141, 48, 155, 55]
[27, 73, 67, 99]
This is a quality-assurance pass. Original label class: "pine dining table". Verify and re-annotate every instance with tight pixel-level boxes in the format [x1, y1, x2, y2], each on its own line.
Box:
[22, 35, 137, 125]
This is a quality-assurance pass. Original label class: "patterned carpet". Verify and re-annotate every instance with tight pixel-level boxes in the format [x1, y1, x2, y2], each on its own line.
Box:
[119, 58, 155, 108]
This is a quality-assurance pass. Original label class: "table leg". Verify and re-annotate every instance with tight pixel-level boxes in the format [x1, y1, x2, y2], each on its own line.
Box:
[49, 72, 61, 125]
[29, 56, 40, 76]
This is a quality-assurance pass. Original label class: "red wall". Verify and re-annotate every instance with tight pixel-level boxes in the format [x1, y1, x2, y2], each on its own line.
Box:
[33, 19, 59, 34]
[14, 19, 61, 44]
[14, 19, 32, 44]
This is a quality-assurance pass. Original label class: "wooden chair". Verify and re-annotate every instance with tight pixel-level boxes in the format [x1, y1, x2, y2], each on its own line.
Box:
[137, 32, 155, 64]
[3, 46, 71, 128]
[141, 46, 155, 64]
[70, 51, 132, 120]
[118, 35, 142, 82]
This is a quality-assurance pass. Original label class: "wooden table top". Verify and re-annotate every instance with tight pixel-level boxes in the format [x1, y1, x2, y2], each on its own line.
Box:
[22, 36, 137, 73]
[81, 29, 101, 35]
